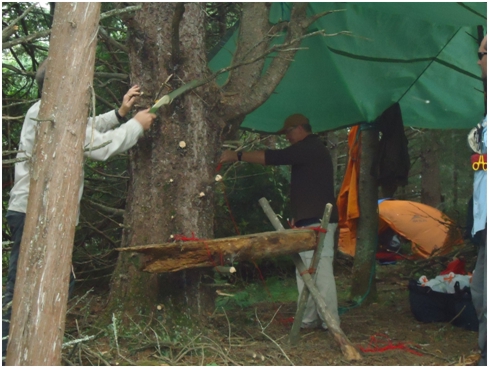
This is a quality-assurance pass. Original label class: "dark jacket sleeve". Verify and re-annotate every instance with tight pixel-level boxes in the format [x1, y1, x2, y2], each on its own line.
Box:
[265, 139, 314, 166]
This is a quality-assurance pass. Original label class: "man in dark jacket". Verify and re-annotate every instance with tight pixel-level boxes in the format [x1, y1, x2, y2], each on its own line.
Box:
[220, 114, 340, 329]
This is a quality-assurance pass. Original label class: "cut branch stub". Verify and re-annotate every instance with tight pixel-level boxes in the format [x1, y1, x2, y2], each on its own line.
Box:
[117, 229, 317, 273]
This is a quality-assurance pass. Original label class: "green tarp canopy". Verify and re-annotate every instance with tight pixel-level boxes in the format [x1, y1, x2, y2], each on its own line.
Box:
[209, 2, 487, 133]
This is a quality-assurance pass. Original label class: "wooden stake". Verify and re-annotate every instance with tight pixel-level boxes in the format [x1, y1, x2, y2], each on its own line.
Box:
[289, 203, 332, 345]
[258, 198, 362, 361]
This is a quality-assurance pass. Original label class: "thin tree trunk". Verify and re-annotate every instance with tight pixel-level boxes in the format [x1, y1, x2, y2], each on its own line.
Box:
[6, 3, 100, 365]
[350, 127, 378, 303]
[329, 131, 339, 194]
[420, 130, 441, 207]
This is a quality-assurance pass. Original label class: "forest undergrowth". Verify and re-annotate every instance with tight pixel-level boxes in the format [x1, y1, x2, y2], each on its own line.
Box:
[61, 243, 481, 366]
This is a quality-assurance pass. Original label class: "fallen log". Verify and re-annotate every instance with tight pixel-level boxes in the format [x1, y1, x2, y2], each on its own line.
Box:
[116, 229, 317, 273]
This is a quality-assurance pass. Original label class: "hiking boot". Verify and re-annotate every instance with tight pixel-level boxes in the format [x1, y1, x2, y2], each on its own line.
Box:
[300, 321, 319, 329]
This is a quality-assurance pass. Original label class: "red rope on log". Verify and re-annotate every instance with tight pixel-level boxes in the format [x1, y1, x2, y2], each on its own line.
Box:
[173, 232, 202, 241]
[296, 225, 327, 233]
[172, 233, 223, 267]
[299, 268, 317, 276]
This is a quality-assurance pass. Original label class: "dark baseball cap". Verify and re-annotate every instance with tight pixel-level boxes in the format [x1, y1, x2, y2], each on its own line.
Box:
[276, 114, 309, 134]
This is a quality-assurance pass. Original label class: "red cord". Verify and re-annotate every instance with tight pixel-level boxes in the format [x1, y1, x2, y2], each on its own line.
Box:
[358, 333, 422, 356]
[299, 268, 317, 276]
[173, 232, 202, 242]
[173, 233, 223, 267]
[294, 225, 327, 234]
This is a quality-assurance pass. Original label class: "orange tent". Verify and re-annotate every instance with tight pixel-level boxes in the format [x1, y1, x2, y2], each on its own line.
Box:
[337, 127, 463, 259]
[379, 200, 462, 258]
[339, 200, 463, 258]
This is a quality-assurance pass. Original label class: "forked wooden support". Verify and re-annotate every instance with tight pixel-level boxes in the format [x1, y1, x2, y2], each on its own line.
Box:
[289, 203, 332, 345]
[258, 197, 362, 361]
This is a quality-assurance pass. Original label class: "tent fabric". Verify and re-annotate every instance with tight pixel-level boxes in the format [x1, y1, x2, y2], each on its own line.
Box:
[378, 200, 463, 259]
[339, 199, 464, 259]
[336, 125, 361, 253]
[209, 2, 486, 133]
[336, 124, 463, 259]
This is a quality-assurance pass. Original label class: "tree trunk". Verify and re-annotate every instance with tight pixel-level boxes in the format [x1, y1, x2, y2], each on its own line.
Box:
[350, 127, 379, 304]
[105, 3, 219, 323]
[6, 3, 100, 365]
[420, 130, 441, 207]
[104, 2, 322, 325]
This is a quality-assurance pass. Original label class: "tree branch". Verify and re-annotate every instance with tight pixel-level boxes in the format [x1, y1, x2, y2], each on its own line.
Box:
[99, 5, 142, 21]
[225, 3, 270, 91]
[150, 29, 350, 115]
[2, 25, 19, 43]
[94, 72, 128, 80]
[225, 5, 350, 118]
[2, 157, 28, 165]
[2, 28, 51, 49]
[98, 26, 128, 53]
[2, 5, 141, 49]
[2, 63, 33, 77]
[2, 3, 37, 42]
[305, 9, 345, 29]
[85, 198, 125, 217]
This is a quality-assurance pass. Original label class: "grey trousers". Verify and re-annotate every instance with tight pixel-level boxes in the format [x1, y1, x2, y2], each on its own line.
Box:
[295, 222, 340, 326]
[471, 232, 487, 366]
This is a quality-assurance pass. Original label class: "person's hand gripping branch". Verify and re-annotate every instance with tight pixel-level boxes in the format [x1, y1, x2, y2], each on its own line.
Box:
[117, 85, 156, 131]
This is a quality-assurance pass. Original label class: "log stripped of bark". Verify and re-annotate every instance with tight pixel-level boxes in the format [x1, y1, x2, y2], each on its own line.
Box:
[117, 229, 317, 273]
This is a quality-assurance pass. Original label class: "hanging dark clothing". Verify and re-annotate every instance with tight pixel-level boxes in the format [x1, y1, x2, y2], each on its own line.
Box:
[371, 103, 410, 188]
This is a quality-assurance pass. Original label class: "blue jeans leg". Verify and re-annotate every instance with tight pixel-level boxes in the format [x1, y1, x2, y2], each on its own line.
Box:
[472, 232, 487, 366]
[3, 211, 26, 361]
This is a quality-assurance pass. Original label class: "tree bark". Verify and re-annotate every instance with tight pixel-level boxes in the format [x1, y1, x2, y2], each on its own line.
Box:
[420, 130, 441, 208]
[118, 229, 317, 273]
[6, 3, 100, 365]
[105, 2, 330, 325]
[105, 2, 219, 323]
[350, 127, 379, 303]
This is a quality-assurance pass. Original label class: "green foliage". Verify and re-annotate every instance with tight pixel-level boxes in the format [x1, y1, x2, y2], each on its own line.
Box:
[216, 275, 298, 310]
[403, 128, 473, 225]
[205, 3, 242, 55]
[215, 132, 291, 238]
